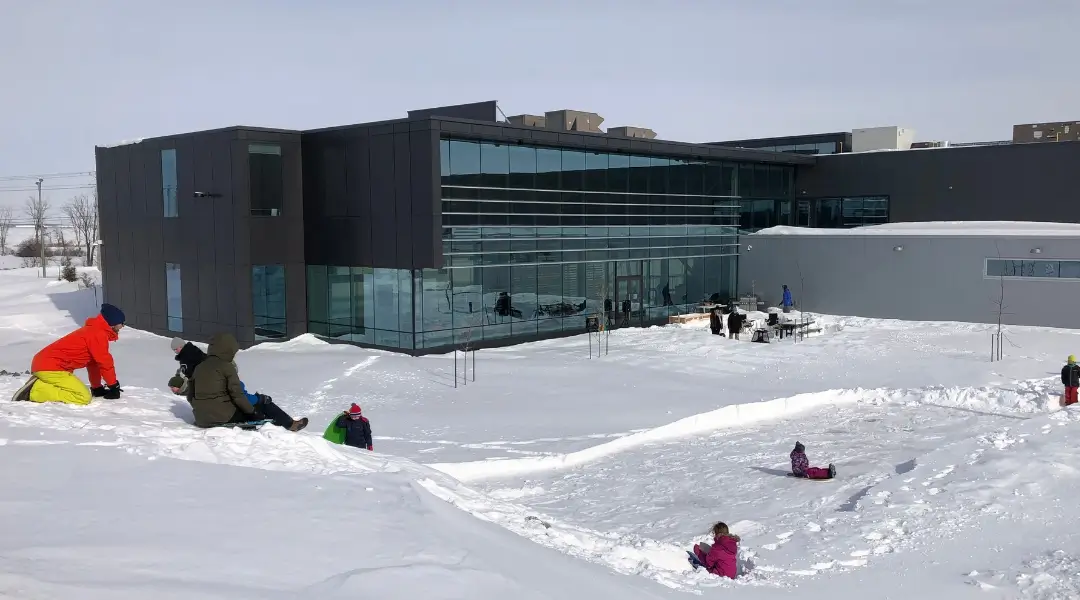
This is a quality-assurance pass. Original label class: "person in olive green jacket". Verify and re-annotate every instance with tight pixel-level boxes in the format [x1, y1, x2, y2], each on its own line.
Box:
[190, 333, 308, 431]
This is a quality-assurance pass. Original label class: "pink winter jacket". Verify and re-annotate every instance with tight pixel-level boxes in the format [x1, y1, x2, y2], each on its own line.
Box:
[694, 535, 739, 579]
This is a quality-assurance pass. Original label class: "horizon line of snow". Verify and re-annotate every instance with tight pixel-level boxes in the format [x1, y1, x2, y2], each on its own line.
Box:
[428, 381, 1058, 482]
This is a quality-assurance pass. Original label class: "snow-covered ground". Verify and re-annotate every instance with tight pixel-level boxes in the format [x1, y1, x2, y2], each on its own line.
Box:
[1, 264, 1078, 599]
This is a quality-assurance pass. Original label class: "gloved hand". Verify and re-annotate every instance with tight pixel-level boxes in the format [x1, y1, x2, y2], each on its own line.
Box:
[242, 411, 266, 422]
[367, 445, 373, 451]
[102, 382, 123, 400]
[90, 386, 107, 397]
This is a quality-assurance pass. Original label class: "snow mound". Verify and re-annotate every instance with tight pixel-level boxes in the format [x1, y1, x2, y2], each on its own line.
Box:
[431, 380, 1060, 482]
[755, 221, 1080, 237]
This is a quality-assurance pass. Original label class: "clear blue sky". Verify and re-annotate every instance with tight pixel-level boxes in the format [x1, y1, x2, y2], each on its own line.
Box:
[2, 0, 1078, 209]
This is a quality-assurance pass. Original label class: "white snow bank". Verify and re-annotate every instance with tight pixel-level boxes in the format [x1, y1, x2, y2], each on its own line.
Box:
[0, 430, 684, 600]
[755, 221, 1080, 237]
[430, 388, 868, 481]
[431, 380, 1060, 482]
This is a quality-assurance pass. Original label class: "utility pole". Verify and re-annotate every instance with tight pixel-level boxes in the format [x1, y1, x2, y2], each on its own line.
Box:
[36, 178, 46, 278]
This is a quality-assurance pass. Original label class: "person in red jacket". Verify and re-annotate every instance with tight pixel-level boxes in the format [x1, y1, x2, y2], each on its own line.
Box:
[690, 521, 740, 579]
[334, 403, 373, 451]
[11, 303, 126, 405]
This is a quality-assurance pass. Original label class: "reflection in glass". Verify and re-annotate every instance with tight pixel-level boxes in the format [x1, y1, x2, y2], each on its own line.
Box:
[249, 144, 283, 217]
[252, 265, 286, 340]
[165, 262, 182, 332]
[161, 149, 178, 218]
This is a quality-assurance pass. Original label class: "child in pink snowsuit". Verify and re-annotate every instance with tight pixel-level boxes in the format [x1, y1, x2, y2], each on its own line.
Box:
[692, 521, 739, 579]
[790, 441, 835, 479]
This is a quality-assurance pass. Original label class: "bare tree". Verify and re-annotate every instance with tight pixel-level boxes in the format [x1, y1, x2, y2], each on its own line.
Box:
[25, 194, 50, 277]
[64, 192, 98, 266]
[0, 206, 12, 255]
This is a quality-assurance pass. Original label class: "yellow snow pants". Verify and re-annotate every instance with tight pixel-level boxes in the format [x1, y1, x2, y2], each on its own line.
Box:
[28, 371, 92, 405]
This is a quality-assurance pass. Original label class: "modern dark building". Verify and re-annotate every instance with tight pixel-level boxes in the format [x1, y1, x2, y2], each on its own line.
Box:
[96, 104, 1080, 353]
[710, 132, 852, 156]
[95, 101, 811, 353]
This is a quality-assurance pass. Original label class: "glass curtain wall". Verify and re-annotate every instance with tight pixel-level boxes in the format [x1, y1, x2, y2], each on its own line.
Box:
[306, 265, 414, 349]
[401, 138, 788, 350]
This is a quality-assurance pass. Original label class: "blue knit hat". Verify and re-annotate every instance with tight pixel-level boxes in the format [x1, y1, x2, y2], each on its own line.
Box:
[100, 303, 126, 326]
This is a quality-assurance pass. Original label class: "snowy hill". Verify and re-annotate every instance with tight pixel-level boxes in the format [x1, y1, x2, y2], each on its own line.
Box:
[1, 264, 1079, 599]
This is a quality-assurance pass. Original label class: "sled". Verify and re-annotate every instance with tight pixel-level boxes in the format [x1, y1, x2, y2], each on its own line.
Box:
[323, 419, 346, 444]
[216, 419, 272, 431]
[686, 550, 705, 570]
[787, 473, 836, 481]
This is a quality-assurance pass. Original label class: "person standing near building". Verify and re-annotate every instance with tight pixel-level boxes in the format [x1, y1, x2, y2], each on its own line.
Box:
[782, 285, 793, 313]
[1062, 355, 1080, 406]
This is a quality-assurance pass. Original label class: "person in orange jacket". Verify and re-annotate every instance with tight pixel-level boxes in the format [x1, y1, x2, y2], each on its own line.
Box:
[12, 303, 126, 405]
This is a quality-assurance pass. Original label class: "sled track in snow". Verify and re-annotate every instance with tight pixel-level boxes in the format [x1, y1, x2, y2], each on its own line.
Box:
[427, 379, 1059, 482]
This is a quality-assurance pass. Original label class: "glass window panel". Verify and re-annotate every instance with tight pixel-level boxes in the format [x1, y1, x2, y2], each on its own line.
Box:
[703, 163, 723, 196]
[722, 164, 737, 197]
[165, 262, 182, 332]
[511, 263, 538, 336]
[816, 198, 842, 228]
[252, 265, 286, 340]
[648, 157, 670, 194]
[439, 139, 450, 177]
[483, 265, 514, 339]
[608, 153, 629, 192]
[686, 161, 705, 196]
[536, 264, 564, 332]
[372, 268, 400, 332]
[306, 265, 328, 335]
[327, 266, 352, 337]
[668, 159, 687, 195]
[161, 149, 177, 218]
[535, 148, 561, 189]
[1059, 261, 1080, 279]
[1029, 261, 1060, 278]
[585, 151, 608, 192]
[249, 144, 283, 217]
[508, 145, 536, 188]
[629, 156, 650, 193]
[450, 266, 484, 329]
[420, 268, 451, 333]
[398, 269, 414, 346]
[448, 140, 481, 186]
[480, 142, 509, 188]
[561, 150, 585, 191]
[351, 267, 368, 339]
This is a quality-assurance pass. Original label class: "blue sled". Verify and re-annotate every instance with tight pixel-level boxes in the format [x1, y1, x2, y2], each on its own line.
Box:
[217, 419, 272, 431]
[687, 550, 705, 570]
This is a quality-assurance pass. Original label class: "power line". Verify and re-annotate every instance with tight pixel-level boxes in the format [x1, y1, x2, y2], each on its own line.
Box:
[0, 184, 96, 193]
[0, 171, 95, 182]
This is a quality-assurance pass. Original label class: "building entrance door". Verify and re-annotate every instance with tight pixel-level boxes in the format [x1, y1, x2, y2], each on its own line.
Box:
[615, 276, 643, 328]
[796, 200, 812, 227]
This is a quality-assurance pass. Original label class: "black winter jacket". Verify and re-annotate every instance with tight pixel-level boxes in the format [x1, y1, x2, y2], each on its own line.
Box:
[335, 413, 373, 450]
[1062, 364, 1080, 388]
[169, 342, 208, 403]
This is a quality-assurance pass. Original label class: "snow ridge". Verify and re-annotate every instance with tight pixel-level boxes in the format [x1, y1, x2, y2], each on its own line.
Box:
[429, 380, 1060, 482]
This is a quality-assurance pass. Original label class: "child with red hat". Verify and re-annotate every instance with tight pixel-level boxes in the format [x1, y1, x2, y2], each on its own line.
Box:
[334, 403, 373, 451]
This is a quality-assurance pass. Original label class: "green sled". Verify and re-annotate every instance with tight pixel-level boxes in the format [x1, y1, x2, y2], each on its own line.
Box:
[323, 419, 346, 444]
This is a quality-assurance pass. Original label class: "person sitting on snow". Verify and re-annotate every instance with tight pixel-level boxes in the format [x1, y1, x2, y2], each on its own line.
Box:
[1061, 355, 1079, 407]
[12, 303, 126, 405]
[189, 332, 308, 431]
[790, 441, 835, 479]
[334, 403, 373, 451]
[690, 521, 740, 579]
[167, 337, 207, 400]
